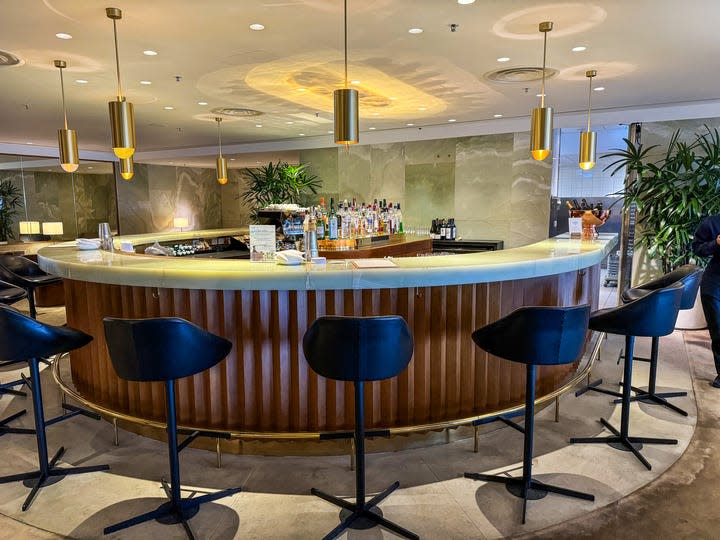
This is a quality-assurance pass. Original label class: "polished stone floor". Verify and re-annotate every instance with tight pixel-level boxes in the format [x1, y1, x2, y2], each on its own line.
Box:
[0, 286, 715, 539]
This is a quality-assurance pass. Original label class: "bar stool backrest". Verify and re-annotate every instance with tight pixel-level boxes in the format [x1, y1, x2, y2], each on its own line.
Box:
[303, 315, 413, 382]
[621, 264, 702, 310]
[0, 304, 91, 361]
[0, 255, 46, 281]
[103, 317, 232, 382]
[471, 305, 590, 366]
[591, 282, 684, 337]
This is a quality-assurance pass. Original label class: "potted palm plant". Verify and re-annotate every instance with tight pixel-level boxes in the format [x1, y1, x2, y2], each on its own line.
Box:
[240, 161, 321, 221]
[605, 125, 720, 327]
[0, 180, 24, 244]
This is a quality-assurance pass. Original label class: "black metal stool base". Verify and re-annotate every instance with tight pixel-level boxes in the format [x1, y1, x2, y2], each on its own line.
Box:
[0, 409, 35, 437]
[574, 378, 623, 399]
[311, 481, 418, 540]
[614, 384, 689, 416]
[103, 485, 241, 538]
[570, 418, 677, 470]
[0, 446, 109, 511]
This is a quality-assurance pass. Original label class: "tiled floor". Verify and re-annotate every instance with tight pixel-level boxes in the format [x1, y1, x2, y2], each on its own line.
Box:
[0, 282, 714, 539]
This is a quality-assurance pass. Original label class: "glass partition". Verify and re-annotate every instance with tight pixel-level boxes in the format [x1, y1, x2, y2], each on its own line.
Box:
[0, 154, 117, 241]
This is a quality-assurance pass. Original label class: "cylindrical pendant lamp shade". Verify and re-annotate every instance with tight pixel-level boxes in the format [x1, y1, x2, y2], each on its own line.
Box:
[109, 99, 136, 159]
[530, 106, 553, 161]
[119, 156, 134, 180]
[334, 88, 359, 145]
[58, 128, 79, 172]
[216, 156, 228, 185]
[579, 130, 597, 170]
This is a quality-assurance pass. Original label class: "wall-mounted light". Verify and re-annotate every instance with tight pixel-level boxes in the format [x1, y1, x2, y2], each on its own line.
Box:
[19, 221, 41, 235]
[119, 156, 134, 180]
[579, 69, 598, 170]
[530, 21, 553, 161]
[334, 0, 359, 146]
[215, 117, 228, 185]
[106, 7, 136, 160]
[173, 217, 189, 231]
[54, 60, 79, 173]
[42, 221, 64, 237]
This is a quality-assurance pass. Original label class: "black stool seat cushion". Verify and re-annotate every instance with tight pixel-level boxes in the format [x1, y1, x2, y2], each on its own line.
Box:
[621, 264, 702, 310]
[0, 255, 62, 289]
[103, 317, 232, 382]
[591, 282, 683, 337]
[0, 304, 91, 360]
[0, 280, 27, 305]
[303, 316, 413, 382]
[471, 305, 590, 366]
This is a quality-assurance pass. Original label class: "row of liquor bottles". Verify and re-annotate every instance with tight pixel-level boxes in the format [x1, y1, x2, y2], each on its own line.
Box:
[430, 218, 457, 240]
[305, 197, 404, 240]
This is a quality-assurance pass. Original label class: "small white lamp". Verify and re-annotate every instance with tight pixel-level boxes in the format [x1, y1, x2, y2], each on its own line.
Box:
[19, 221, 41, 235]
[42, 222, 64, 238]
[173, 217, 189, 232]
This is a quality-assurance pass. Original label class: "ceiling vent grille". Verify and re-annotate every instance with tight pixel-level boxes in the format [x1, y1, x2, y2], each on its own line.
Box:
[211, 107, 263, 117]
[0, 51, 21, 66]
[485, 66, 558, 83]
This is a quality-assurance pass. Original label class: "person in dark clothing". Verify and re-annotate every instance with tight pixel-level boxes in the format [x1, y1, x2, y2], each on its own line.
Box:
[692, 215, 720, 388]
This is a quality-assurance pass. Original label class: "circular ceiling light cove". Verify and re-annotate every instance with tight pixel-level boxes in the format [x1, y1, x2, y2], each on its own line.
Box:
[210, 107, 263, 117]
[485, 66, 558, 83]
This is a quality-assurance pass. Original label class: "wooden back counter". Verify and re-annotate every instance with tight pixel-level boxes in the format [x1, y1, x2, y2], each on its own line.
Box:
[38, 230, 617, 439]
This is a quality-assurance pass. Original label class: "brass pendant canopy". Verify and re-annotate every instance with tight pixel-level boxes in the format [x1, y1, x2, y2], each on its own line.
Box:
[54, 59, 79, 173]
[334, 88, 359, 145]
[107, 7, 136, 159]
[579, 69, 598, 170]
[334, 0, 359, 145]
[530, 21, 553, 161]
[214, 117, 228, 184]
[119, 156, 134, 180]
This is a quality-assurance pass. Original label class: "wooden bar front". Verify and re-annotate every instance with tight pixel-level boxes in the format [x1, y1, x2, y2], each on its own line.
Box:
[64, 265, 599, 433]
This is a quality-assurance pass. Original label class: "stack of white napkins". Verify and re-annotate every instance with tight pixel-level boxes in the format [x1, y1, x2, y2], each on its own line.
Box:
[276, 250, 305, 265]
[76, 238, 101, 250]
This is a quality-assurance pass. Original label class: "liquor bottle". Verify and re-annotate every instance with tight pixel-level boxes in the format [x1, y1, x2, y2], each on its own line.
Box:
[449, 218, 456, 240]
[396, 204, 404, 233]
[328, 199, 338, 240]
[440, 219, 447, 240]
[316, 206, 325, 239]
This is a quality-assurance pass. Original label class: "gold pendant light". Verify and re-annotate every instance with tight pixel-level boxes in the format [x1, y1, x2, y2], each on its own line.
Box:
[530, 21, 553, 161]
[334, 0, 359, 145]
[119, 156, 134, 180]
[215, 117, 228, 185]
[579, 69, 598, 170]
[54, 60, 79, 173]
[106, 7, 136, 160]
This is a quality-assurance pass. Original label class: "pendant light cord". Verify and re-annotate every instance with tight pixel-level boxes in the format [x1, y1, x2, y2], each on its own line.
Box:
[59, 67, 68, 130]
[112, 19, 123, 100]
[344, 0, 348, 88]
[540, 30, 547, 108]
[586, 74, 594, 133]
[217, 119, 223, 157]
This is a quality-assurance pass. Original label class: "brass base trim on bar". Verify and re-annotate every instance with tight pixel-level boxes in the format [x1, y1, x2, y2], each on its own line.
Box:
[51, 332, 603, 455]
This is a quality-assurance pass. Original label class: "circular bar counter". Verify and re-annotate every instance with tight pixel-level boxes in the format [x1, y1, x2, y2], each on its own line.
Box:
[38, 231, 617, 437]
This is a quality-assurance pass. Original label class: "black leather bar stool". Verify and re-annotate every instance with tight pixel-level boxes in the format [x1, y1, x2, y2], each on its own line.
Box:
[0, 304, 109, 510]
[303, 315, 418, 540]
[570, 284, 684, 470]
[0, 255, 62, 319]
[0, 282, 31, 430]
[103, 317, 241, 539]
[464, 305, 594, 524]
[615, 264, 702, 416]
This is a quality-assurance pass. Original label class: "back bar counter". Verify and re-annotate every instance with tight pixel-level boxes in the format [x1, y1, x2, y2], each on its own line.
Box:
[38, 230, 617, 441]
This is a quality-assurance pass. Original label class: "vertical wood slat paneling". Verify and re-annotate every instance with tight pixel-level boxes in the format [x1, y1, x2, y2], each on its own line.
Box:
[64, 266, 597, 432]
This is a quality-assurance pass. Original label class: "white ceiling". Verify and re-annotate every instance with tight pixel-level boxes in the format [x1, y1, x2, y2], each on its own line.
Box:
[2, 0, 720, 165]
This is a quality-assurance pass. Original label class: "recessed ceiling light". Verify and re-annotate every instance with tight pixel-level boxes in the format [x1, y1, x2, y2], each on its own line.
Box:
[298, 88, 306, 92]
[143, 50, 158, 56]
[408, 28, 423, 34]
[458, 0, 476, 4]
[249, 23, 265, 31]
[369, 127, 376, 130]
[286, 121, 294, 124]
[594, 86, 605, 92]
[536, 93, 545, 97]
[497, 57, 510, 62]
[26, 142, 33, 145]
[418, 107, 427, 111]
[75, 79, 88, 84]
[371, 112, 380, 116]
[255, 124, 263, 127]
[140, 80, 152, 85]
[406, 123, 415, 126]
[88, 166, 93, 169]
[327, 130, 333, 134]
[299, 133, 305, 136]
[572, 46, 587, 52]
[350, 80, 361, 85]
[389, 96, 397, 101]
[448, 118, 457, 122]
[55, 33, 72, 40]
[493, 114, 503, 118]
[164, 106, 174, 110]
[197, 101, 208, 106]
[230, 158, 236, 161]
